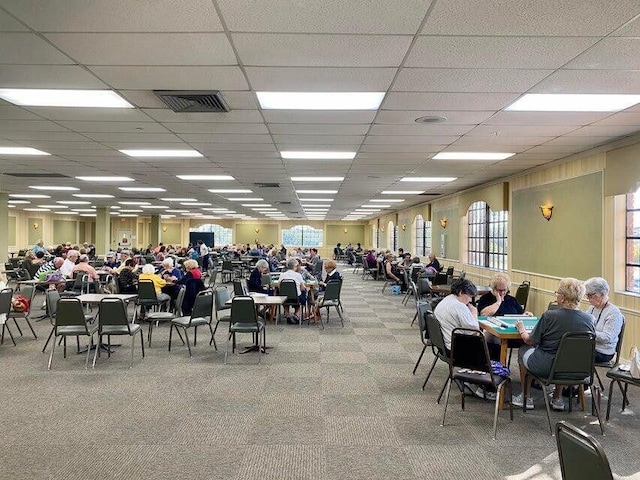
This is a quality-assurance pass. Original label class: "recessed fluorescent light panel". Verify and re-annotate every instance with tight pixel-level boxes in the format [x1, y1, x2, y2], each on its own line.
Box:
[73, 194, 114, 198]
[29, 186, 79, 191]
[177, 175, 234, 180]
[361, 204, 390, 208]
[24, 208, 50, 212]
[281, 151, 356, 160]
[291, 177, 344, 182]
[257, 92, 384, 110]
[141, 205, 168, 209]
[160, 198, 197, 202]
[298, 198, 333, 202]
[8, 200, 30, 204]
[381, 190, 424, 195]
[119, 187, 165, 192]
[38, 204, 68, 208]
[180, 202, 211, 206]
[370, 199, 404, 203]
[226, 198, 263, 202]
[295, 190, 338, 194]
[76, 176, 134, 182]
[208, 189, 252, 193]
[242, 204, 271, 207]
[301, 204, 331, 208]
[118, 201, 150, 205]
[120, 149, 202, 158]
[57, 201, 90, 205]
[0, 89, 133, 108]
[9, 194, 50, 199]
[433, 152, 514, 160]
[0, 147, 50, 155]
[400, 177, 457, 182]
[506, 93, 640, 112]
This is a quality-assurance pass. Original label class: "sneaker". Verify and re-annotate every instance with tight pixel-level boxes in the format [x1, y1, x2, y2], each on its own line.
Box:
[475, 387, 497, 401]
[551, 398, 565, 411]
[512, 393, 534, 410]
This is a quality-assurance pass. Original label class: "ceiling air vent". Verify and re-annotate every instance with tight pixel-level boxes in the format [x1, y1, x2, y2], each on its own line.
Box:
[154, 90, 230, 113]
[4, 173, 69, 178]
[275, 201, 292, 205]
[254, 182, 280, 188]
[419, 193, 441, 196]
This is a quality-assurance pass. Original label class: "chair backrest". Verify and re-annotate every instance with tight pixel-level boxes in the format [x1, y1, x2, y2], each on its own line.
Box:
[0, 287, 13, 315]
[433, 272, 449, 285]
[214, 286, 232, 311]
[417, 302, 431, 341]
[99, 298, 132, 331]
[279, 279, 299, 301]
[137, 280, 158, 302]
[45, 289, 60, 321]
[21, 284, 36, 304]
[260, 273, 271, 287]
[173, 285, 186, 316]
[222, 260, 233, 271]
[313, 260, 323, 276]
[417, 276, 432, 296]
[190, 290, 214, 322]
[450, 328, 492, 376]
[555, 421, 613, 480]
[547, 332, 596, 385]
[232, 278, 247, 296]
[56, 298, 90, 330]
[612, 317, 626, 365]
[323, 280, 341, 302]
[515, 281, 531, 310]
[230, 295, 258, 324]
[4, 262, 13, 271]
[445, 266, 454, 277]
[426, 312, 448, 360]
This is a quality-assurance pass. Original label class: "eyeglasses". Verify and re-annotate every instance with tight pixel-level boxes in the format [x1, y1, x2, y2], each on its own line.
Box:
[586, 293, 599, 299]
[495, 288, 508, 293]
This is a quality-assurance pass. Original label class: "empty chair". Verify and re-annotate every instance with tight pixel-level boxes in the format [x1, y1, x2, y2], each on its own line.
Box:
[93, 298, 144, 368]
[441, 328, 513, 440]
[555, 421, 613, 480]
[515, 281, 531, 310]
[225, 295, 265, 364]
[412, 302, 433, 375]
[47, 298, 98, 370]
[0, 287, 16, 346]
[211, 286, 233, 344]
[41, 289, 61, 353]
[233, 278, 248, 296]
[144, 285, 186, 347]
[221, 259, 235, 283]
[60, 273, 89, 297]
[169, 290, 214, 356]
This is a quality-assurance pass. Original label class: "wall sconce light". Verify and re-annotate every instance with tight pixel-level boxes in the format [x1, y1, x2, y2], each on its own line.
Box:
[439, 218, 447, 229]
[401, 224, 406, 231]
[32, 222, 39, 230]
[161, 226, 168, 232]
[540, 205, 553, 221]
[380, 226, 385, 233]
[254, 227, 260, 234]
[343, 228, 348, 234]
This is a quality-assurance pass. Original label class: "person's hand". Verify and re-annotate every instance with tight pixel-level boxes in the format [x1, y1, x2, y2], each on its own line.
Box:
[515, 319, 525, 334]
[493, 288, 505, 303]
[524, 311, 534, 317]
[468, 303, 478, 317]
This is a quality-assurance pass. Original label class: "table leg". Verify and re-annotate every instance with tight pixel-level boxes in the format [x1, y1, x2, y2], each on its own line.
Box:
[498, 339, 509, 410]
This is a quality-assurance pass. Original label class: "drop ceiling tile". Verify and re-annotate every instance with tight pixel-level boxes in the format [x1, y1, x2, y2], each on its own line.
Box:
[276, 143, 362, 152]
[0, 120, 70, 132]
[383, 92, 518, 111]
[565, 38, 640, 70]
[592, 112, 640, 126]
[0, 33, 74, 64]
[393, 68, 552, 93]
[88, 66, 248, 90]
[405, 36, 598, 69]
[0, 131, 88, 141]
[217, 0, 431, 33]
[273, 134, 364, 145]
[46, 33, 237, 66]
[24, 106, 152, 122]
[82, 132, 183, 143]
[267, 123, 368, 135]
[541, 136, 615, 146]
[245, 67, 396, 91]
[58, 121, 170, 133]
[451, 136, 549, 149]
[101, 142, 195, 150]
[360, 144, 444, 153]
[484, 111, 612, 126]
[0, 65, 108, 88]
[531, 69, 640, 94]
[613, 15, 640, 36]
[262, 111, 377, 124]
[191, 143, 277, 152]
[470, 124, 580, 137]
[232, 34, 412, 67]
[164, 123, 268, 134]
[0, 9, 27, 31]
[364, 135, 459, 145]
[369, 124, 474, 136]
[523, 145, 588, 155]
[0, 0, 223, 32]
[142, 108, 262, 124]
[376, 110, 495, 125]
[421, 0, 640, 36]
[0, 106, 42, 120]
[563, 125, 640, 137]
[177, 133, 273, 144]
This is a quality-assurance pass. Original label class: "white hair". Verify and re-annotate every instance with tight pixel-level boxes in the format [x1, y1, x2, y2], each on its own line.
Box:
[141, 264, 156, 274]
[162, 258, 174, 268]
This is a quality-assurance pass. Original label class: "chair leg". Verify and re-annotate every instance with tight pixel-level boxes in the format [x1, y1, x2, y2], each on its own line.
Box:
[139, 329, 145, 358]
[440, 377, 452, 427]
[48, 334, 57, 369]
[11, 318, 23, 336]
[130, 333, 135, 368]
[437, 378, 449, 404]
[606, 379, 615, 421]
[595, 368, 604, 390]
[412, 345, 427, 375]
[208, 323, 217, 351]
[540, 385, 554, 436]
[92, 334, 100, 368]
[148, 322, 154, 347]
[42, 327, 55, 353]
[2, 324, 16, 346]
[168, 324, 173, 351]
[591, 385, 605, 435]
[184, 329, 192, 357]
[24, 318, 37, 339]
[411, 310, 418, 327]
[492, 386, 501, 440]
[85, 334, 93, 369]
[422, 356, 439, 390]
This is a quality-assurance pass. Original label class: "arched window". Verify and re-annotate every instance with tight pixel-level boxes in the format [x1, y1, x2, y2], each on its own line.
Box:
[414, 214, 432, 257]
[191, 224, 232, 246]
[467, 201, 508, 270]
[282, 225, 323, 247]
[625, 187, 640, 292]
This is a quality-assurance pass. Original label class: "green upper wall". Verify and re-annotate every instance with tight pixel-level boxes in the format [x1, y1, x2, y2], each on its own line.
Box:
[431, 206, 460, 260]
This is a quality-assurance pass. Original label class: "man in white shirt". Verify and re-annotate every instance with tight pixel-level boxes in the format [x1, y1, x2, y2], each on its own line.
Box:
[279, 258, 308, 324]
[60, 250, 79, 278]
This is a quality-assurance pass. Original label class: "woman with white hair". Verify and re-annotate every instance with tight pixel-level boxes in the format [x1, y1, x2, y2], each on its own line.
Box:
[138, 263, 171, 306]
[584, 277, 624, 364]
[248, 259, 270, 293]
[160, 257, 183, 302]
[512, 278, 595, 411]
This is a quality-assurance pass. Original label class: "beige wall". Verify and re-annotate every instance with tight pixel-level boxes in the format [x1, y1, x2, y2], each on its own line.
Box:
[325, 224, 365, 247]
[52, 219, 78, 245]
[160, 222, 182, 245]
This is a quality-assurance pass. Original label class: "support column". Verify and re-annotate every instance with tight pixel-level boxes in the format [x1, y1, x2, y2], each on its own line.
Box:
[0, 192, 8, 261]
[95, 207, 110, 255]
[150, 214, 161, 247]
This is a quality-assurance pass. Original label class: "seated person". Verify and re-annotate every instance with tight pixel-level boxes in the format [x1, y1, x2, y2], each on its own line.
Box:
[60, 250, 79, 278]
[584, 277, 624, 364]
[477, 273, 533, 317]
[117, 259, 138, 293]
[320, 259, 342, 287]
[384, 253, 406, 292]
[355, 243, 363, 253]
[279, 258, 308, 324]
[365, 249, 377, 267]
[72, 254, 99, 281]
[138, 264, 171, 309]
[267, 248, 280, 272]
[333, 243, 342, 260]
[160, 258, 183, 302]
[512, 278, 595, 411]
[102, 252, 120, 272]
[425, 252, 443, 274]
[248, 259, 270, 293]
[398, 253, 413, 270]
[177, 259, 202, 284]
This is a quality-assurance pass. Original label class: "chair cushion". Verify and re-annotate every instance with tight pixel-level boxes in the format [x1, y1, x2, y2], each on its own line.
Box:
[146, 312, 175, 321]
[57, 324, 98, 335]
[101, 324, 141, 335]
[606, 367, 640, 385]
[453, 370, 508, 387]
[230, 321, 264, 333]
[171, 316, 208, 327]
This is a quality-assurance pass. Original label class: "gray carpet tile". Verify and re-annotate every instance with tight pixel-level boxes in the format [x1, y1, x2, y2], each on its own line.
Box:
[1, 265, 640, 479]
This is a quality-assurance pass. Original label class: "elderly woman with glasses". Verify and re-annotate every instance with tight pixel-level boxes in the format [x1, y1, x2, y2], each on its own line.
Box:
[477, 273, 533, 317]
[512, 278, 595, 411]
[584, 277, 624, 364]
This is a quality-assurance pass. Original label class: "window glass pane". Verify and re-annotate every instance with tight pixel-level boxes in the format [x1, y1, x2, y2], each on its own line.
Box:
[191, 223, 232, 246]
[626, 187, 640, 292]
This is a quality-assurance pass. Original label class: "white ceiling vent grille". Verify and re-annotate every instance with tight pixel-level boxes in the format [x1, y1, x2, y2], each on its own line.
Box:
[154, 91, 230, 113]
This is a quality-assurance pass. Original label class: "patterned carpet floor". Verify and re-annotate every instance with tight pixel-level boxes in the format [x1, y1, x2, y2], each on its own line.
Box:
[1, 265, 639, 479]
